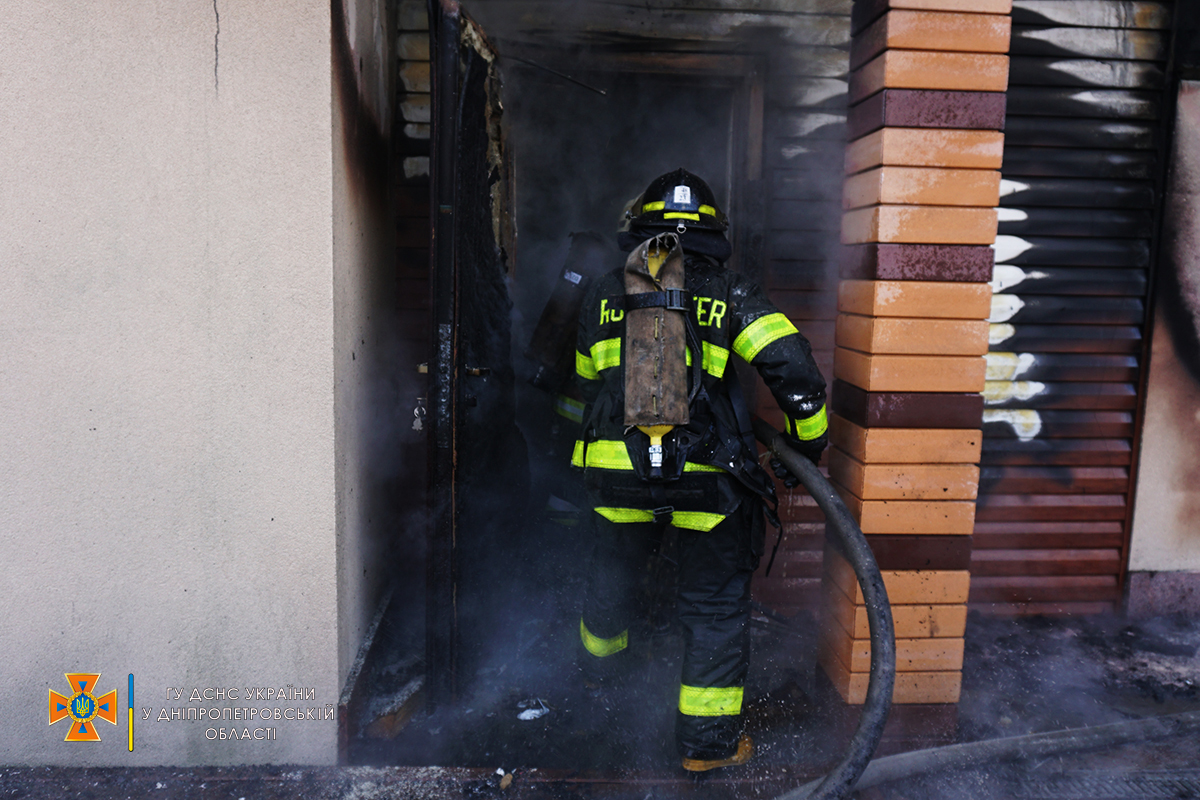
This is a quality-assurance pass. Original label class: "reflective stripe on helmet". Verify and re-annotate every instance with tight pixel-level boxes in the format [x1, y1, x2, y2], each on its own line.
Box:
[590, 337, 621, 372]
[678, 684, 743, 716]
[663, 212, 700, 221]
[789, 406, 828, 441]
[580, 619, 628, 657]
[733, 313, 798, 362]
[642, 201, 718, 217]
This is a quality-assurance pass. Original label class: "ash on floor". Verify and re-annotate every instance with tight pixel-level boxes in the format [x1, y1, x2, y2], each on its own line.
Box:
[6, 613, 1200, 799]
[873, 612, 1200, 800]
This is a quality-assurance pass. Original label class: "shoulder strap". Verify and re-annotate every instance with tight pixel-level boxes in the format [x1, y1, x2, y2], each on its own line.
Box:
[607, 289, 688, 312]
[683, 296, 705, 406]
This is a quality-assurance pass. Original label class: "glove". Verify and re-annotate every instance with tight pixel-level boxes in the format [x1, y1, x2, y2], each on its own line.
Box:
[770, 432, 827, 489]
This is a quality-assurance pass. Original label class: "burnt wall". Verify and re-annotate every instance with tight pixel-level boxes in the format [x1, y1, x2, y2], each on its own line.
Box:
[1127, 2, 1200, 613]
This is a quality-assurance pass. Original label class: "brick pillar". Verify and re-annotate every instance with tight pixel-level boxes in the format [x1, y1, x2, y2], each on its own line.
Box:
[819, 0, 1012, 713]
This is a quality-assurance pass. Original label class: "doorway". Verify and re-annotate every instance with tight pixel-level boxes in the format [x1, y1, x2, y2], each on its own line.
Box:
[352, 4, 820, 772]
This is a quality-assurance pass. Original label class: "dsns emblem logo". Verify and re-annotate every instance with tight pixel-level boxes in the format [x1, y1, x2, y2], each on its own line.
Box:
[49, 673, 117, 742]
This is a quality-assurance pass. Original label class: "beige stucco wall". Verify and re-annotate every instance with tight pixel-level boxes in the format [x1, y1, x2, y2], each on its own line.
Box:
[1131, 314, 1200, 572]
[0, 1, 342, 765]
[1130, 82, 1200, 574]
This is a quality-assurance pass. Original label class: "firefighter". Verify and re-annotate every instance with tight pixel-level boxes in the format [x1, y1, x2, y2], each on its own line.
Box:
[572, 169, 828, 771]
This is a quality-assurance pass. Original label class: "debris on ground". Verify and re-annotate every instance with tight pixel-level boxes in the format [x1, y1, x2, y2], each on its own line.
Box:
[6, 612, 1200, 798]
[515, 698, 549, 721]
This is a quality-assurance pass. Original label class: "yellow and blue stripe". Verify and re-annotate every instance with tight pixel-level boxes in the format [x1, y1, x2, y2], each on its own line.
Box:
[127, 674, 134, 752]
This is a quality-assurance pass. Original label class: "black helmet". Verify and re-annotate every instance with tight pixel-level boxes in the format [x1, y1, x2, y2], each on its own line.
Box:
[623, 168, 728, 233]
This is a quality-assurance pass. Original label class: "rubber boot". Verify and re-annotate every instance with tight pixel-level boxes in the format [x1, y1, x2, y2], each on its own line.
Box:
[681, 734, 754, 772]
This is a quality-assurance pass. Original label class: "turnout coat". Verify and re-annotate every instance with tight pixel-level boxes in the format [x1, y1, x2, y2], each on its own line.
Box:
[573, 253, 827, 532]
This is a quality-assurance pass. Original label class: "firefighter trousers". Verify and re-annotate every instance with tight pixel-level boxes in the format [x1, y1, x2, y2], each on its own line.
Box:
[579, 501, 759, 760]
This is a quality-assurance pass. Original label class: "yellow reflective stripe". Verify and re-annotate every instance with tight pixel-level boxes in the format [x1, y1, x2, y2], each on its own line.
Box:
[790, 406, 828, 441]
[585, 439, 722, 474]
[585, 440, 633, 470]
[555, 394, 585, 424]
[595, 507, 654, 523]
[663, 212, 700, 221]
[733, 313, 798, 363]
[580, 619, 628, 658]
[671, 511, 726, 531]
[641, 201, 717, 216]
[576, 350, 598, 381]
[595, 506, 723, 528]
[591, 338, 621, 372]
[703, 342, 729, 378]
[678, 685, 743, 716]
[684, 342, 729, 379]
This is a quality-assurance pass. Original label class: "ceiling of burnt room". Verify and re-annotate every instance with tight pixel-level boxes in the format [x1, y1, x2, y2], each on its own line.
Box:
[463, 0, 852, 60]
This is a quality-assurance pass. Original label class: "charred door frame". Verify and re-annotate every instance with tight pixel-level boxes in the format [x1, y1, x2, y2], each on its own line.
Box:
[426, 0, 462, 710]
[427, 0, 520, 709]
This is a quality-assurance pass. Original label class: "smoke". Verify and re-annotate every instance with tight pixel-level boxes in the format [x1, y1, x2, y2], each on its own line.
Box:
[499, 67, 736, 338]
[345, 5, 1200, 795]
[875, 612, 1200, 800]
[354, 0, 855, 774]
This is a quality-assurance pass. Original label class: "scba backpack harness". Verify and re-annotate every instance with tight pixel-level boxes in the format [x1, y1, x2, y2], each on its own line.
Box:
[603, 233, 783, 553]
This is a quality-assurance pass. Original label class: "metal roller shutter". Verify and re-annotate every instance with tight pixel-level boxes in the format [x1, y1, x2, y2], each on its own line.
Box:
[974, 0, 1173, 614]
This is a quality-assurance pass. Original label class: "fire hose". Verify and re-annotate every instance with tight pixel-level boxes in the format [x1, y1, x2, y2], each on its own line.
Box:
[753, 418, 896, 800]
[761, 419, 1200, 799]
[777, 708, 1200, 799]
